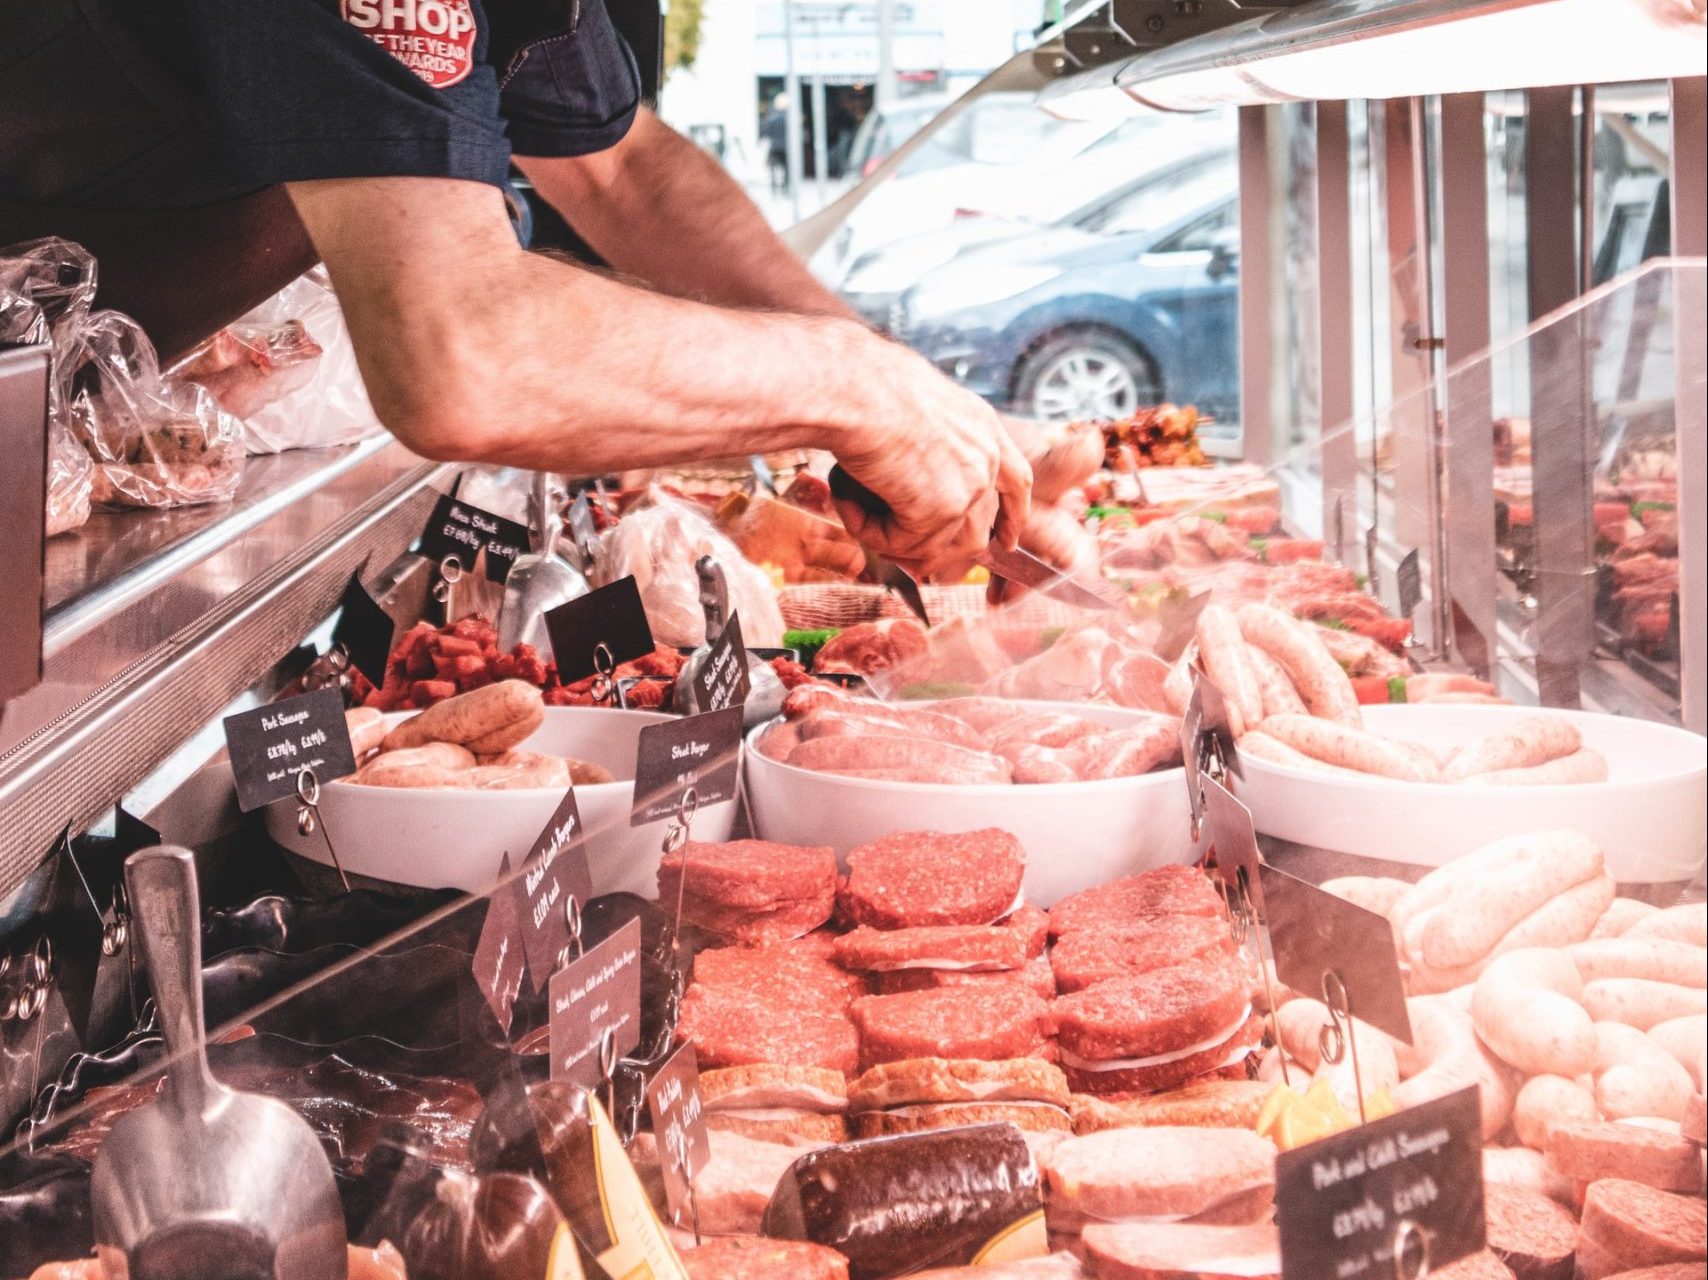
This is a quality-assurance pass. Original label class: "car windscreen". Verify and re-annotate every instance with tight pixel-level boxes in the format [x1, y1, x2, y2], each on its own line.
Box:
[1076, 155, 1237, 237]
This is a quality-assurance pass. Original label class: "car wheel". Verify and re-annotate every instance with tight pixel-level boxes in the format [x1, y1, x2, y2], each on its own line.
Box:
[1013, 328, 1158, 422]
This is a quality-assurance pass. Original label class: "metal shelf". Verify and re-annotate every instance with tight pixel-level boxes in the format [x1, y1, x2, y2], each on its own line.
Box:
[0, 437, 451, 900]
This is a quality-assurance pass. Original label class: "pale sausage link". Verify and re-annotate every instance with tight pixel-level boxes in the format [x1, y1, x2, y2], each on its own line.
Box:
[1235, 603, 1361, 727]
[1258, 714, 1435, 782]
[1439, 714, 1582, 782]
[1194, 604, 1265, 737]
[1247, 646, 1307, 718]
[1593, 1020, 1694, 1122]
[1414, 833, 1603, 970]
[1391, 996, 1517, 1140]
[1457, 748, 1609, 787]
[1471, 948, 1597, 1078]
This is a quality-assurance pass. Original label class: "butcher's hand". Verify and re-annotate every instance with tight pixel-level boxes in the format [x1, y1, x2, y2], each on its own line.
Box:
[832, 341, 1032, 578]
[988, 502, 1102, 607]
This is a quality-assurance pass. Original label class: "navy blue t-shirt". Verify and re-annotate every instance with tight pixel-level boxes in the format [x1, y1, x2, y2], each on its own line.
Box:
[0, 0, 641, 208]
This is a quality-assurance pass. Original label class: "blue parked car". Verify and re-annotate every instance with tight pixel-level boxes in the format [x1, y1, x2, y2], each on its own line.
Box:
[883, 150, 1239, 424]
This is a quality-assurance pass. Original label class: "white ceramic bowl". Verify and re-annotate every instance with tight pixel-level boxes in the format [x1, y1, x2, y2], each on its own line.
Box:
[265, 707, 737, 894]
[743, 701, 1194, 908]
[1236, 703, 1707, 882]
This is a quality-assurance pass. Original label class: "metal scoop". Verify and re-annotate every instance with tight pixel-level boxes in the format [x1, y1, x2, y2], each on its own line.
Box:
[498, 471, 589, 654]
[91, 845, 347, 1280]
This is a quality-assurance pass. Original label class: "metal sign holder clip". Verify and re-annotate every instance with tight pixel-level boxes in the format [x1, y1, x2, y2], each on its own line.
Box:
[296, 767, 350, 892]
[1318, 968, 1368, 1125]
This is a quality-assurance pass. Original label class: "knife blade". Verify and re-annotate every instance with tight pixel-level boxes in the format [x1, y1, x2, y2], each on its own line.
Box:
[827, 465, 1121, 613]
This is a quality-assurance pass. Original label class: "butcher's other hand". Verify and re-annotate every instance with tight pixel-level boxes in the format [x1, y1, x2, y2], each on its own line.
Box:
[1003, 415, 1105, 506]
[833, 340, 1031, 578]
[987, 502, 1101, 607]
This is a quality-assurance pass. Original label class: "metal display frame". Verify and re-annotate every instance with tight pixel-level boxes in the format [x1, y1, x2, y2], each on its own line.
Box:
[0, 439, 449, 901]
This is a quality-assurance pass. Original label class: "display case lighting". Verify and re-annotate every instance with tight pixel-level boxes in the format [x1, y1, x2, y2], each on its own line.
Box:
[1113, 0, 1705, 109]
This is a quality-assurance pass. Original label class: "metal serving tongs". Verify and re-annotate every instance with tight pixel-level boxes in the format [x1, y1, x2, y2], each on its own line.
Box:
[91, 846, 346, 1280]
[827, 465, 1123, 612]
[499, 471, 590, 654]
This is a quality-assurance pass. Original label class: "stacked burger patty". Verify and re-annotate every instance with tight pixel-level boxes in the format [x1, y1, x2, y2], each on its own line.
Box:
[833, 829, 1069, 1140]
[1048, 866, 1262, 1097]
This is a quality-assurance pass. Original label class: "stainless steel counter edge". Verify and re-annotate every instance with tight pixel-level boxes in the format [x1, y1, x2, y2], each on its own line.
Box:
[0, 438, 452, 898]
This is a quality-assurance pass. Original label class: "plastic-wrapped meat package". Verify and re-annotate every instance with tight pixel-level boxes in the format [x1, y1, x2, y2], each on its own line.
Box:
[61, 309, 244, 509]
[596, 489, 787, 648]
[0, 239, 95, 536]
[172, 269, 384, 455]
[762, 1125, 1047, 1279]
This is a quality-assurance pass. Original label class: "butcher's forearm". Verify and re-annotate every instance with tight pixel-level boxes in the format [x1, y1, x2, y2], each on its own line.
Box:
[517, 110, 855, 319]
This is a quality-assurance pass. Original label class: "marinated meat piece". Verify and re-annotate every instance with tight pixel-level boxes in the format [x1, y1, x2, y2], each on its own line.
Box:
[852, 984, 1051, 1070]
[832, 924, 1028, 974]
[1049, 867, 1225, 939]
[813, 619, 930, 677]
[681, 1236, 849, 1280]
[679, 984, 860, 1074]
[1054, 955, 1249, 1063]
[658, 839, 837, 913]
[1051, 916, 1237, 994]
[841, 829, 1026, 929]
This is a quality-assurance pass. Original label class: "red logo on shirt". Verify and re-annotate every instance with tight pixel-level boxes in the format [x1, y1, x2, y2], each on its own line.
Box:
[341, 0, 477, 89]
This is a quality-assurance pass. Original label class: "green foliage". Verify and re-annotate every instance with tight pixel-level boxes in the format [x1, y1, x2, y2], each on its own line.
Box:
[665, 0, 705, 75]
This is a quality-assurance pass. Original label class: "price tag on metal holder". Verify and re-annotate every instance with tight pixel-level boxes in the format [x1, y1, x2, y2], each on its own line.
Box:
[646, 1043, 711, 1238]
[418, 492, 529, 583]
[1275, 1085, 1485, 1280]
[630, 707, 743, 827]
[1182, 668, 1242, 841]
[473, 853, 528, 1036]
[513, 787, 596, 994]
[548, 918, 643, 1093]
[545, 576, 656, 684]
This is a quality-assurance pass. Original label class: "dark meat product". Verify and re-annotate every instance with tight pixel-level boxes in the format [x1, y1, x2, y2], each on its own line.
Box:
[873, 956, 1057, 1001]
[1043, 1126, 1277, 1224]
[1577, 1179, 1706, 1274]
[842, 829, 1026, 929]
[692, 933, 868, 1013]
[832, 924, 1028, 973]
[679, 985, 860, 1074]
[797, 704, 987, 751]
[1051, 917, 1238, 994]
[1049, 866, 1225, 939]
[1545, 1121, 1705, 1193]
[1054, 954, 1249, 1063]
[681, 1236, 850, 1280]
[55, 1055, 480, 1174]
[852, 984, 1052, 1070]
[1483, 1184, 1577, 1280]
[1061, 1014, 1263, 1098]
[813, 619, 930, 677]
[786, 734, 1014, 785]
[657, 839, 837, 913]
[848, 1056, 1071, 1111]
[852, 1100, 1071, 1138]
[1079, 1222, 1280, 1280]
[762, 1125, 1044, 1280]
